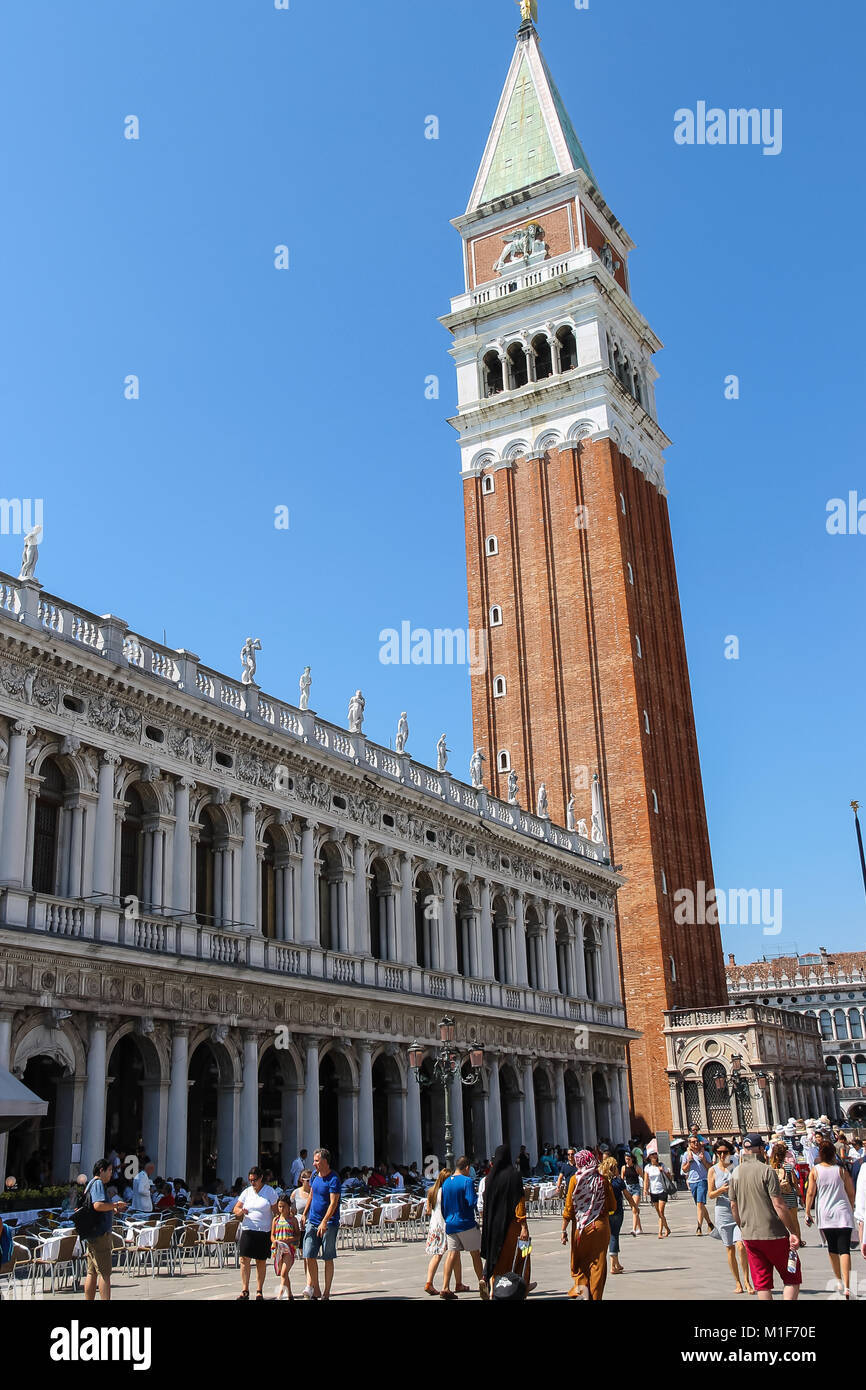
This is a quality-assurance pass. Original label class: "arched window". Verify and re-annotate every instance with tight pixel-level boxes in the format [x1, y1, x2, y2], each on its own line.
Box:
[633, 370, 642, 405]
[635, 634, 642, 658]
[851, 1009, 863, 1039]
[497, 750, 511, 772]
[260, 828, 277, 939]
[835, 1008, 848, 1039]
[651, 789, 659, 814]
[318, 841, 345, 953]
[660, 869, 668, 895]
[368, 857, 392, 962]
[414, 870, 437, 970]
[492, 895, 510, 985]
[483, 351, 504, 397]
[556, 325, 577, 372]
[493, 675, 506, 698]
[683, 1078, 701, 1130]
[819, 1010, 833, 1040]
[506, 342, 529, 390]
[555, 916, 570, 995]
[120, 786, 144, 904]
[482, 473, 495, 494]
[704, 1061, 732, 1130]
[620, 492, 626, 515]
[856, 1056, 866, 1086]
[485, 535, 498, 556]
[194, 808, 216, 926]
[841, 1056, 855, 1088]
[32, 757, 64, 894]
[531, 333, 553, 381]
[490, 605, 503, 627]
[627, 562, 634, 585]
[584, 926, 600, 1001]
[670, 955, 677, 981]
[643, 710, 650, 734]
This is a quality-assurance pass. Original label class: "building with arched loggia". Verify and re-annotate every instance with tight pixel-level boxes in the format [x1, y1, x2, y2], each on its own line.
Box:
[726, 949, 866, 1124]
[0, 568, 635, 1186]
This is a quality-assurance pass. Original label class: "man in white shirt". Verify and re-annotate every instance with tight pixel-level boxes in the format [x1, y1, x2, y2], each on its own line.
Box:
[130, 1158, 155, 1212]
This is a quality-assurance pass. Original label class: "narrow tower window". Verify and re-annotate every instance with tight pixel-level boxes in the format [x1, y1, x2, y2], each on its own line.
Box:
[497, 750, 511, 772]
[652, 789, 659, 813]
[483, 351, 504, 398]
[643, 710, 650, 734]
[482, 473, 495, 495]
[627, 562, 634, 586]
[489, 605, 503, 627]
[506, 342, 529, 390]
[556, 325, 578, 372]
[493, 676, 507, 698]
[531, 333, 553, 381]
[635, 634, 642, 658]
[620, 493, 626, 515]
[661, 869, 668, 895]
[485, 535, 498, 556]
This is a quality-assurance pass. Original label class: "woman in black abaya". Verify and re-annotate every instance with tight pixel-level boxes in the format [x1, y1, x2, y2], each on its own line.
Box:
[481, 1144, 533, 1292]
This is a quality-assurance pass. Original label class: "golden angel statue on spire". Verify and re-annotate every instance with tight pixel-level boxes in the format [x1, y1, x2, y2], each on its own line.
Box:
[519, 0, 539, 22]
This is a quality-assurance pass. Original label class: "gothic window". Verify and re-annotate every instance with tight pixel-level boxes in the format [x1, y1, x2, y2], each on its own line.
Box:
[835, 1008, 848, 1039]
[490, 605, 503, 627]
[851, 1009, 863, 1040]
[819, 1010, 833, 1040]
[556, 325, 577, 372]
[856, 1056, 866, 1086]
[493, 675, 506, 698]
[497, 750, 511, 772]
[483, 351, 504, 397]
[506, 342, 529, 389]
[531, 333, 553, 380]
[482, 473, 495, 494]
[119, 786, 144, 904]
[32, 757, 64, 894]
[485, 535, 498, 556]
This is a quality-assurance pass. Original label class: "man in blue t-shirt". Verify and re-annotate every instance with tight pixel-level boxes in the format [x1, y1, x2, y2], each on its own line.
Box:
[440, 1156, 488, 1300]
[83, 1158, 127, 1300]
[301, 1147, 341, 1299]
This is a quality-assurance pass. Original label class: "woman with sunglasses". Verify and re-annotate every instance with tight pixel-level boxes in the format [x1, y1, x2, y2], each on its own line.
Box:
[707, 1141, 754, 1295]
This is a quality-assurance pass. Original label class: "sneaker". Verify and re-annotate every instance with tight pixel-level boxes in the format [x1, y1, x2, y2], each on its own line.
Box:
[302, 1284, 314, 1298]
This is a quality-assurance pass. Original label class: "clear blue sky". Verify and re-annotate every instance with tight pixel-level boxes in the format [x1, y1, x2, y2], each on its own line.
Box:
[0, 0, 863, 959]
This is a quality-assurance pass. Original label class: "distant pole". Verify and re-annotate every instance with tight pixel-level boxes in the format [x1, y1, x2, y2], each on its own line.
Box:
[853, 802, 866, 903]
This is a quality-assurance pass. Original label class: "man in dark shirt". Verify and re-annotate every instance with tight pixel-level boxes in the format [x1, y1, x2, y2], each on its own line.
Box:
[517, 1145, 531, 1179]
[556, 1147, 577, 1197]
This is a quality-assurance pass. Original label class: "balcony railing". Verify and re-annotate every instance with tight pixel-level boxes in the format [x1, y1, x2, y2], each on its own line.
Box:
[8, 891, 627, 1030]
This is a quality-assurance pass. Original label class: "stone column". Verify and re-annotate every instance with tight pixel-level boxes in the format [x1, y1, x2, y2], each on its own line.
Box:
[81, 1018, 109, 1169]
[216, 1083, 241, 1186]
[302, 1037, 320, 1154]
[0, 1009, 13, 1179]
[406, 1066, 423, 1169]
[66, 801, 85, 898]
[300, 822, 317, 943]
[553, 1060, 569, 1149]
[574, 913, 588, 996]
[582, 1067, 598, 1149]
[544, 904, 559, 994]
[351, 838, 368, 954]
[91, 753, 120, 898]
[172, 776, 194, 915]
[521, 1058, 538, 1169]
[165, 1027, 190, 1178]
[241, 801, 259, 931]
[399, 852, 415, 965]
[479, 879, 495, 980]
[358, 1042, 374, 1167]
[442, 865, 457, 973]
[240, 1033, 260, 1171]
[448, 1067, 465, 1161]
[149, 823, 164, 910]
[513, 891, 528, 986]
[0, 720, 33, 887]
[486, 1059, 503, 1152]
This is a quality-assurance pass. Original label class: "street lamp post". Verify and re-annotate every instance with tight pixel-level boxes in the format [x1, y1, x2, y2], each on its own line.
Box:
[408, 1016, 484, 1171]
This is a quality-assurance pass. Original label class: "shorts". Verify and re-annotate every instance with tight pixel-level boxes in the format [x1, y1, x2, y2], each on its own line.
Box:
[689, 1180, 708, 1205]
[822, 1228, 852, 1255]
[743, 1238, 802, 1292]
[84, 1232, 113, 1280]
[302, 1225, 338, 1261]
[238, 1230, 271, 1262]
[446, 1226, 482, 1253]
[608, 1208, 624, 1254]
[650, 1192, 666, 1205]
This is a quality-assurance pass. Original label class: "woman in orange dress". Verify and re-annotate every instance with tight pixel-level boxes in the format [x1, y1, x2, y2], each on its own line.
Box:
[561, 1149, 615, 1301]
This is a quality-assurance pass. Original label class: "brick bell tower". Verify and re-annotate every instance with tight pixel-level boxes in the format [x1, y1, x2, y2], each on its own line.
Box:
[441, 9, 728, 1134]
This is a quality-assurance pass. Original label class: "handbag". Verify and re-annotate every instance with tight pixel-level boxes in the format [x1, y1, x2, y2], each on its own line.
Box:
[72, 1178, 104, 1241]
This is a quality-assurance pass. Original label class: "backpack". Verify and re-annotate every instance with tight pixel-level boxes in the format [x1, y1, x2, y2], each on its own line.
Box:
[72, 1178, 105, 1241]
[491, 1245, 528, 1301]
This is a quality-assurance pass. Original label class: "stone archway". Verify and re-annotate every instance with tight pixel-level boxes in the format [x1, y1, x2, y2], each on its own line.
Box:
[372, 1051, 404, 1167]
[564, 1069, 584, 1147]
[105, 1030, 164, 1166]
[499, 1063, 523, 1154]
[318, 1046, 356, 1170]
[258, 1043, 303, 1184]
[533, 1066, 556, 1149]
[186, 1035, 241, 1189]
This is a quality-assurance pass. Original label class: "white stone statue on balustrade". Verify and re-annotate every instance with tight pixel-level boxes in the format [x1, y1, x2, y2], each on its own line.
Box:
[299, 666, 312, 710]
[436, 734, 449, 772]
[240, 637, 261, 686]
[566, 795, 576, 831]
[537, 782, 549, 819]
[591, 772, 607, 845]
[395, 711, 409, 755]
[348, 690, 365, 733]
[469, 748, 486, 788]
[507, 769, 519, 805]
[18, 525, 41, 582]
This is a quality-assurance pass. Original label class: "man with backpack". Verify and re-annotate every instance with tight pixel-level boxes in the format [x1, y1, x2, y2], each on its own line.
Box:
[77, 1158, 127, 1300]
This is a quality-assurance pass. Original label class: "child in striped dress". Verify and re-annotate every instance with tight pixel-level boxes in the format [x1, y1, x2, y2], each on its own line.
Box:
[271, 1193, 300, 1301]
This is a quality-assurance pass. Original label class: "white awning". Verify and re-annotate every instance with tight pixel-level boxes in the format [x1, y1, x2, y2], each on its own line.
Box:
[0, 1063, 48, 1134]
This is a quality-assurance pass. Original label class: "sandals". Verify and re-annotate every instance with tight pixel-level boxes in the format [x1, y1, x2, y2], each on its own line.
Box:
[454, 1283, 471, 1293]
[236, 1291, 249, 1300]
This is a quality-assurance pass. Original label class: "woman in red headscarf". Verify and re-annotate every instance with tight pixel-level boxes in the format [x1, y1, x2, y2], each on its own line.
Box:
[561, 1149, 615, 1300]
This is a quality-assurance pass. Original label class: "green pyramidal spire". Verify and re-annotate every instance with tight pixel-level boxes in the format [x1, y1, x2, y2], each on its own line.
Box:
[468, 22, 597, 213]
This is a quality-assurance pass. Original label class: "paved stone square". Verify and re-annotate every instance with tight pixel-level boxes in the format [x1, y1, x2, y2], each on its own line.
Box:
[24, 1194, 859, 1304]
